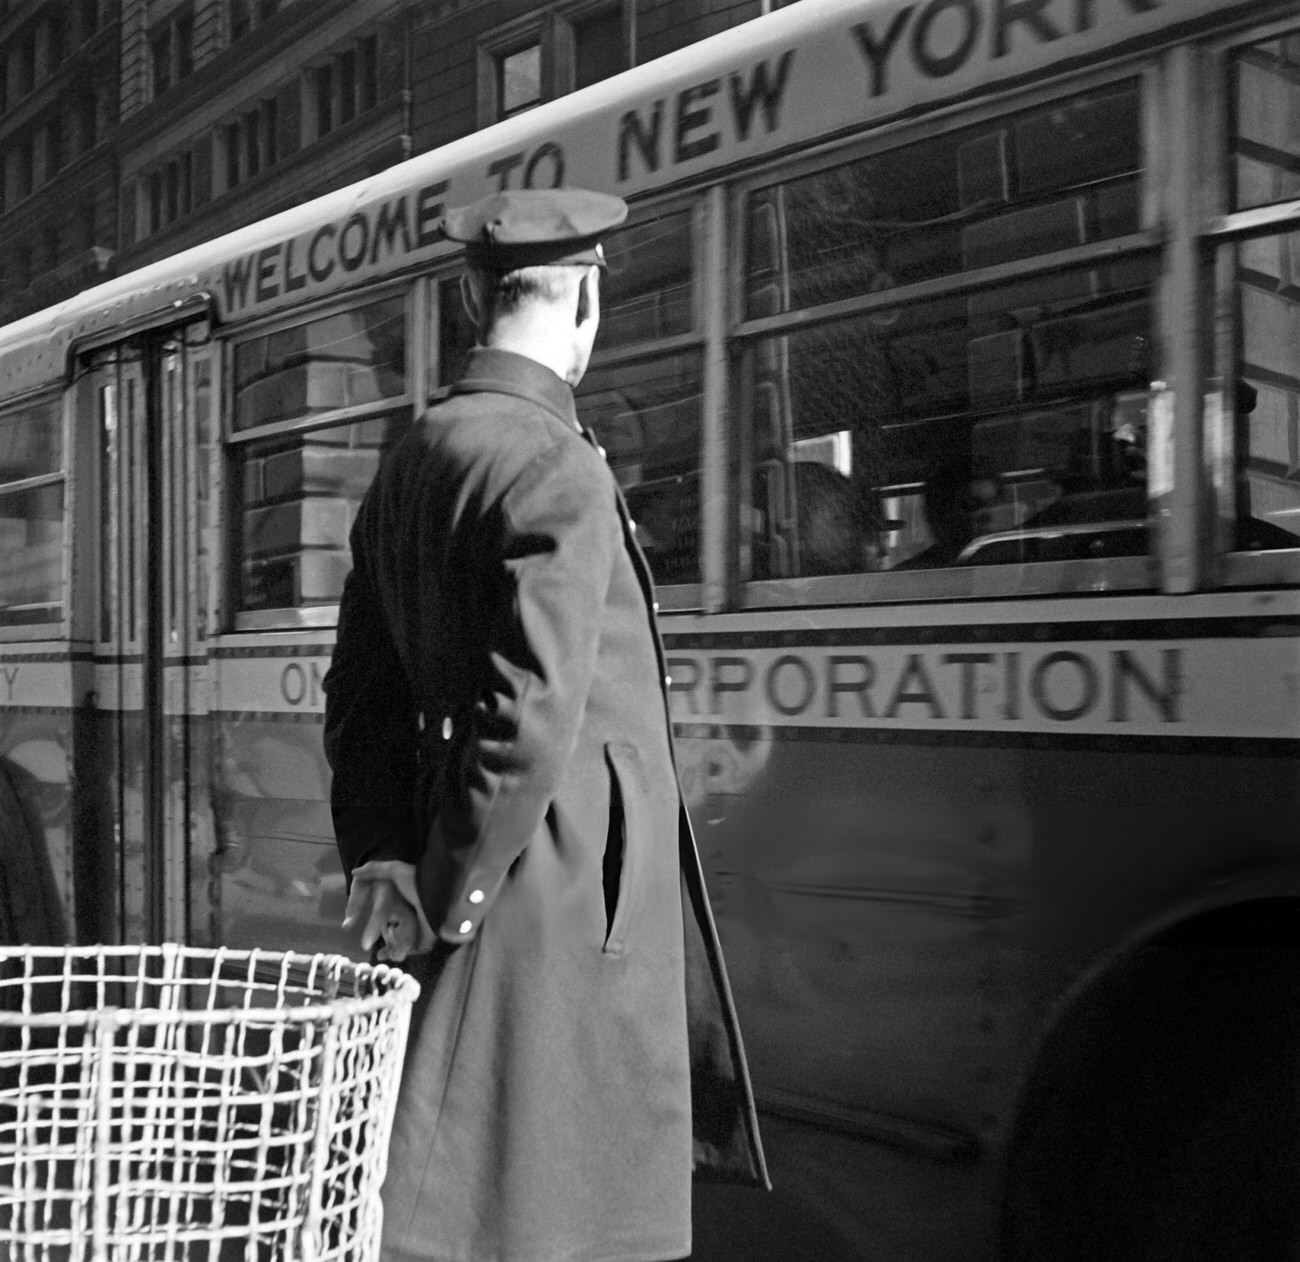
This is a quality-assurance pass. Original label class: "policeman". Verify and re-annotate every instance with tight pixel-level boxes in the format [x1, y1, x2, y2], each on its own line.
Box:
[323, 188, 767, 1262]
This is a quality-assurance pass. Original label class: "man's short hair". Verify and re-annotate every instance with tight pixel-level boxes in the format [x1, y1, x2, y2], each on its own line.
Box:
[470, 263, 586, 322]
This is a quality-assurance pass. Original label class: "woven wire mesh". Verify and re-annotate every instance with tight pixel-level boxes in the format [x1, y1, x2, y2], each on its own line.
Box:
[0, 944, 418, 1262]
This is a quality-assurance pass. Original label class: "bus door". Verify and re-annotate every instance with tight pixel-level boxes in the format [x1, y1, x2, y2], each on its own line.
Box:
[81, 317, 214, 945]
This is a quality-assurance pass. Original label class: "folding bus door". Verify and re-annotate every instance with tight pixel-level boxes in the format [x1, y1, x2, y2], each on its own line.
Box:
[83, 320, 213, 946]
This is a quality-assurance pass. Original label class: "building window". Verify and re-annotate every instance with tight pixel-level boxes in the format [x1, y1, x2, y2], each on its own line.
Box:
[314, 63, 334, 136]
[359, 35, 378, 112]
[263, 96, 279, 166]
[77, 87, 99, 151]
[574, 7, 624, 90]
[499, 44, 542, 118]
[310, 36, 382, 141]
[177, 11, 195, 78]
[18, 31, 36, 98]
[47, 10, 67, 68]
[223, 98, 279, 190]
[244, 112, 261, 178]
[148, 170, 162, 232]
[77, 0, 100, 44]
[231, 0, 280, 45]
[338, 46, 357, 125]
[47, 114, 64, 175]
[479, 4, 629, 127]
[16, 138, 32, 201]
[151, 25, 172, 95]
[147, 151, 196, 234]
[151, 5, 195, 100]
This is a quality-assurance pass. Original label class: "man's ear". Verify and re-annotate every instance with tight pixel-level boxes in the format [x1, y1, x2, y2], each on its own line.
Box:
[461, 271, 485, 333]
[576, 265, 600, 328]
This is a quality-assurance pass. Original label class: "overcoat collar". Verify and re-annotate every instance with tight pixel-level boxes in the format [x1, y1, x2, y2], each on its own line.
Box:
[449, 347, 580, 431]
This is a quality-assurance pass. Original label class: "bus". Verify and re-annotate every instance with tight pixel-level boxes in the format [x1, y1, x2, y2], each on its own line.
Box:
[1, 0, 1297, 1255]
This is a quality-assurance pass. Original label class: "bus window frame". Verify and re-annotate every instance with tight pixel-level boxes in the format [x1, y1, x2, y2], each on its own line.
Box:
[579, 189, 712, 614]
[223, 280, 417, 633]
[724, 60, 1165, 610]
[1204, 18, 1300, 591]
[0, 387, 70, 642]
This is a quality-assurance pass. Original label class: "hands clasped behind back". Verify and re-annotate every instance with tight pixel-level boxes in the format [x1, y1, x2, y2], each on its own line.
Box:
[342, 860, 437, 962]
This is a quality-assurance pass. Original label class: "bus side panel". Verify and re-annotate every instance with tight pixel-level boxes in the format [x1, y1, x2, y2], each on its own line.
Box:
[684, 720, 1300, 1256]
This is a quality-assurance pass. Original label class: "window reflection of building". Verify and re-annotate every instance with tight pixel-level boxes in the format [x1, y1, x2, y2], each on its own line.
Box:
[0, 401, 64, 625]
[230, 298, 409, 614]
[1230, 32, 1300, 551]
[579, 208, 702, 588]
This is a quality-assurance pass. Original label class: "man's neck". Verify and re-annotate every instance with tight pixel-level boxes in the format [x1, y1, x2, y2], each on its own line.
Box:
[481, 323, 579, 386]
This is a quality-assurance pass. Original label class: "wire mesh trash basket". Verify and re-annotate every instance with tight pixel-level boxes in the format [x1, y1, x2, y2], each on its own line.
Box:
[0, 944, 418, 1262]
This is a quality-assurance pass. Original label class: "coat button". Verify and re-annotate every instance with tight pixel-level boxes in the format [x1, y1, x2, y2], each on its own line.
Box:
[468, 889, 484, 904]
[458, 919, 473, 934]
[442, 716, 452, 740]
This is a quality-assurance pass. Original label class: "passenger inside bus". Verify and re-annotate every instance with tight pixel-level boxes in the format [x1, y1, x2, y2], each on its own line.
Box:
[889, 460, 979, 570]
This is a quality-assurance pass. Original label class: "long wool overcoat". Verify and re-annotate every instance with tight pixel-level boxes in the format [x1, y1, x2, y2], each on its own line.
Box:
[323, 348, 767, 1262]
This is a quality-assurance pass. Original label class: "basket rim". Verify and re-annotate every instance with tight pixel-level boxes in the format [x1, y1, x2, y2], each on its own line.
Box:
[0, 943, 419, 1029]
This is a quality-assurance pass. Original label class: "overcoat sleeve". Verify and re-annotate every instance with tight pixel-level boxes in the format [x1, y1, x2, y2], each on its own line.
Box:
[425, 436, 619, 943]
[322, 513, 421, 879]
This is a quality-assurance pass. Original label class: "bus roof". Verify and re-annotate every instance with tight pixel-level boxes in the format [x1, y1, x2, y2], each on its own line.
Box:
[0, 0, 1271, 400]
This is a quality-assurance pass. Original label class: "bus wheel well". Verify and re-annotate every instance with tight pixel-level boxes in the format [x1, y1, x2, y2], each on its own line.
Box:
[0, 759, 66, 947]
[1002, 899, 1300, 1262]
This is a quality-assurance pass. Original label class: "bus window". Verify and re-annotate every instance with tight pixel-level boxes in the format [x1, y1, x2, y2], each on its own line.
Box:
[580, 352, 703, 584]
[1229, 31, 1300, 552]
[229, 296, 409, 615]
[0, 399, 63, 626]
[579, 209, 701, 587]
[437, 276, 477, 387]
[741, 83, 1156, 579]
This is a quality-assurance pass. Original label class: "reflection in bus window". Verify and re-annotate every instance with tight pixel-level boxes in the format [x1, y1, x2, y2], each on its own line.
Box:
[743, 83, 1155, 578]
[0, 401, 63, 625]
[600, 210, 693, 346]
[1230, 33, 1300, 552]
[579, 353, 703, 586]
[1232, 31, 1300, 213]
[238, 410, 409, 611]
[746, 85, 1141, 318]
[232, 299, 406, 431]
[230, 298, 409, 614]
[1233, 228, 1300, 551]
[579, 208, 701, 588]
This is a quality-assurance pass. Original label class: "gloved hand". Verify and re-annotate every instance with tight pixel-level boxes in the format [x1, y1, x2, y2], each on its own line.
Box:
[342, 860, 437, 962]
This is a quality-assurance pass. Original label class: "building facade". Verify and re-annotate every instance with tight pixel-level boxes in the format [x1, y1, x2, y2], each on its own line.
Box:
[0, 0, 119, 323]
[0, 0, 783, 327]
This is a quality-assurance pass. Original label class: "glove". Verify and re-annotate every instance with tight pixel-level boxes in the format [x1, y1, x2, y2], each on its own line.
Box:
[342, 860, 437, 962]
